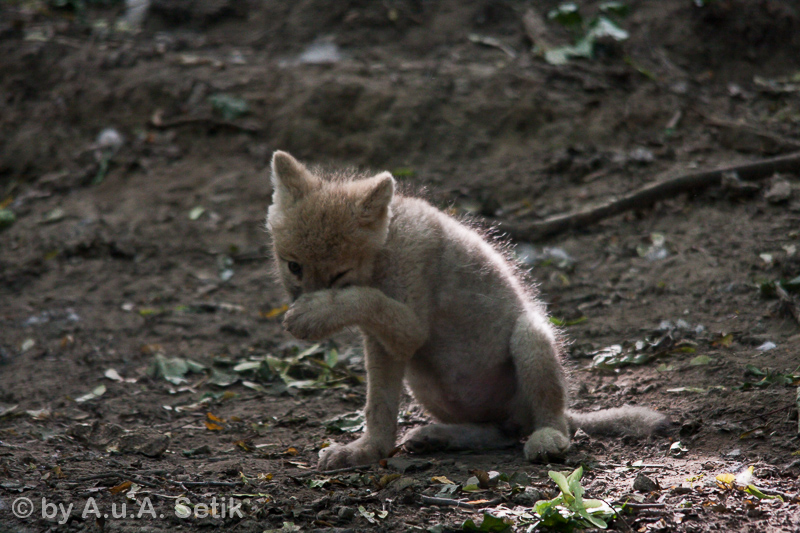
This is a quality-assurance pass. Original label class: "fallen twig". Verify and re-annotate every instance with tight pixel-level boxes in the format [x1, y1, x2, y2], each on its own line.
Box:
[176, 480, 243, 488]
[776, 284, 800, 326]
[499, 151, 800, 242]
[468, 34, 517, 59]
[292, 465, 373, 479]
[698, 111, 800, 151]
[601, 463, 672, 470]
[735, 405, 792, 424]
[599, 497, 632, 533]
[419, 495, 504, 509]
[75, 472, 126, 482]
[617, 502, 666, 511]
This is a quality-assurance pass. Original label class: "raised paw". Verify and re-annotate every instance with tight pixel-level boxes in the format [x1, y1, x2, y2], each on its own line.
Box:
[283, 292, 337, 341]
[318, 438, 386, 471]
[524, 427, 570, 463]
[401, 425, 451, 454]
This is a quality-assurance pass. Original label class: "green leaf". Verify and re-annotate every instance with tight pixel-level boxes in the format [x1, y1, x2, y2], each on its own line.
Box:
[689, 355, 714, 366]
[307, 478, 330, 489]
[744, 364, 767, 377]
[392, 167, 416, 178]
[324, 348, 338, 369]
[462, 513, 512, 532]
[599, 1, 630, 17]
[566, 465, 584, 486]
[324, 411, 366, 433]
[544, 38, 594, 65]
[0, 208, 15, 230]
[188, 206, 205, 220]
[186, 359, 207, 373]
[548, 3, 583, 28]
[209, 94, 249, 120]
[148, 354, 189, 385]
[588, 16, 629, 41]
[508, 471, 530, 488]
[208, 368, 239, 387]
[549, 470, 573, 498]
[550, 316, 588, 327]
[784, 275, 800, 293]
[295, 343, 323, 360]
[744, 484, 783, 501]
[233, 361, 262, 373]
[74, 384, 106, 403]
[462, 475, 482, 492]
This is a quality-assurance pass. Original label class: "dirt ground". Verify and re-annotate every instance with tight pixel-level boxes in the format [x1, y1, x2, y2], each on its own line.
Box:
[2, 0, 800, 531]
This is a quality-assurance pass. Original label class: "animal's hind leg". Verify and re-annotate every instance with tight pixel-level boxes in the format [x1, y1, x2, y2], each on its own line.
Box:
[509, 310, 571, 462]
[402, 423, 518, 454]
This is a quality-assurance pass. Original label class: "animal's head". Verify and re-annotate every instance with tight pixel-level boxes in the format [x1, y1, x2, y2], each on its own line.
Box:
[266, 151, 395, 300]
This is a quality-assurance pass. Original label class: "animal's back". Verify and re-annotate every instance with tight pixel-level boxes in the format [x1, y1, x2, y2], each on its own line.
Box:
[384, 195, 536, 424]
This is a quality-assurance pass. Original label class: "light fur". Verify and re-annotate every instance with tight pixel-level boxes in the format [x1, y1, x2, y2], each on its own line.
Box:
[266, 151, 669, 470]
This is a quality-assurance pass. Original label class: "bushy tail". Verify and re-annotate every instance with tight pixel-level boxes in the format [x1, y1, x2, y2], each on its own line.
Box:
[566, 406, 669, 437]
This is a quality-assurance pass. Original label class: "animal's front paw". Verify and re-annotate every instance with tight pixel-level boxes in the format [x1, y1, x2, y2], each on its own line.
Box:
[283, 292, 336, 341]
[524, 427, 570, 463]
[402, 425, 451, 454]
[318, 438, 386, 471]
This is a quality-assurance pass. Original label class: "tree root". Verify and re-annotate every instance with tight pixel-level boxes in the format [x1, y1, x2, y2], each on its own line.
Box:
[500, 151, 800, 242]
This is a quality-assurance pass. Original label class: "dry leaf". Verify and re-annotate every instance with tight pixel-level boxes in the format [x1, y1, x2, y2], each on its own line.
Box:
[260, 305, 288, 319]
[109, 480, 133, 494]
[234, 440, 253, 452]
[716, 473, 735, 488]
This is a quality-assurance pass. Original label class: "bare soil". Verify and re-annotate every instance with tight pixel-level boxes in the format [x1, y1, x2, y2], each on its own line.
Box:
[1, 1, 800, 532]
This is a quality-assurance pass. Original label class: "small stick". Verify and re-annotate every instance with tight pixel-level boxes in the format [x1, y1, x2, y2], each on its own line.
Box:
[699, 111, 800, 151]
[598, 497, 631, 533]
[617, 502, 666, 510]
[177, 480, 242, 488]
[75, 473, 124, 482]
[419, 495, 504, 509]
[467, 34, 517, 59]
[499, 151, 800, 242]
[128, 476, 160, 489]
[735, 405, 792, 424]
[601, 463, 672, 469]
[293, 465, 373, 479]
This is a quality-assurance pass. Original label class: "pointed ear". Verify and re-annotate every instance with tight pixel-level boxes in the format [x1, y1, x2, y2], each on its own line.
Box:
[271, 151, 318, 206]
[357, 171, 395, 226]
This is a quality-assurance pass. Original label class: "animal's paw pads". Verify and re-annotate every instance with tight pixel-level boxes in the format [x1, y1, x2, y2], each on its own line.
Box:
[317, 441, 383, 471]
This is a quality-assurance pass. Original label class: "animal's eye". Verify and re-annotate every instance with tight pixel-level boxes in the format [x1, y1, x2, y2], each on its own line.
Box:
[330, 269, 351, 286]
[287, 261, 303, 277]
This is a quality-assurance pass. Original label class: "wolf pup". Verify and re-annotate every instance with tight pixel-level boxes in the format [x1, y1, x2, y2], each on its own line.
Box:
[266, 151, 668, 471]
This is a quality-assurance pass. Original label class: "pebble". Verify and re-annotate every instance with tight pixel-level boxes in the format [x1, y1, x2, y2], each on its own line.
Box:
[512, 487, 543, 506]
[633, 472, 660, 493]
[337, 507, 355, 520]
[765, 179, 792, 204]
